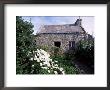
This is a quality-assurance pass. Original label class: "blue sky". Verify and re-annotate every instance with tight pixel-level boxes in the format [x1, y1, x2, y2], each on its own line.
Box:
[22, 16, 94, 36]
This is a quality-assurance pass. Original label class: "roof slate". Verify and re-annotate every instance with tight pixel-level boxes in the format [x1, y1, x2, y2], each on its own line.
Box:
[38, 24, 85, 34]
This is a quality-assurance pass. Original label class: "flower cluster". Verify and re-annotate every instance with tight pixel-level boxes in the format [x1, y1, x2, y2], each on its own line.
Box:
[29, 49, 65, 74]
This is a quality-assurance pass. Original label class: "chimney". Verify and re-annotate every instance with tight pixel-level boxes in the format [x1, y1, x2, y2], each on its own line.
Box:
[74, 19, 82, 26]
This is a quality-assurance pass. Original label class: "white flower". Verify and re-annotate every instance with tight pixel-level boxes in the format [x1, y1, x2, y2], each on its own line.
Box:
[59, 68, 63, 71]
[47, 63, 51, 67]
[30, 58, 33, 61]
[49, 59, 52, 62]
[34, 55, 38, 60]
[62, 71, 65, 74]
[54, 71, 58, 74]
[54, 64, 58, 67]
[36, 58, 40, 62]
[43, 61, 47, 65]
[55, 61, 58, 63]
[40, 63, 43, 66]
[32, 65, 34, 67]
[39, 57, 44, 61]
[52, 66, 58, 69]
[34, 51, 37, 53]
[30, 49, 65, 74]
[48, 70, 50, 73]
[28, 51, 32, 54]
[41, 67, 48, 69]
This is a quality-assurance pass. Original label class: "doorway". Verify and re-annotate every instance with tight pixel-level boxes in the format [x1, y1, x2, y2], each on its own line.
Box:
[54, 41, 61, 48]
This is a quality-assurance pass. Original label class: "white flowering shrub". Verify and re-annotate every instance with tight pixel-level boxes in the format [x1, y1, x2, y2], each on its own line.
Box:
[29, 49, 65, 74]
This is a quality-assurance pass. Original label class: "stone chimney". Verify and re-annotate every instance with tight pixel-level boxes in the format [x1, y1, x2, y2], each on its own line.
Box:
[74, 19, 82, 26]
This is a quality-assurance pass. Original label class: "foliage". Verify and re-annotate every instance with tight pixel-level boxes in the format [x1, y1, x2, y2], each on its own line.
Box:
[36, 45, 49, 51]
[51, 54, 81, 74]
[16, 16, 35, 74]
[33, 44, 81, 74]
[66, 36, 94, 69]
[75, 38, 94, 67]
[29, 49, 65, 74]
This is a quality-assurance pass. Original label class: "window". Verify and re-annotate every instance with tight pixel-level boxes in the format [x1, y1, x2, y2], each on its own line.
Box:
[54, 41, 61, 48]
[69, 41, 75, 49]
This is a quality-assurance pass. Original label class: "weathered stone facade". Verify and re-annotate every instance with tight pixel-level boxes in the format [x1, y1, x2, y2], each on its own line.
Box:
[35, 33, 85, 51]
[35, 19, 87, 53]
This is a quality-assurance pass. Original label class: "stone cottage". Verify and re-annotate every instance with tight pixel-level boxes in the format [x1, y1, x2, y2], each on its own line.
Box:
[35, 19, 87, 53]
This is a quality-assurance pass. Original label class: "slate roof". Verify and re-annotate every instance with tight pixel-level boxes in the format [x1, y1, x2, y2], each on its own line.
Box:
[38, 24, 85, 34]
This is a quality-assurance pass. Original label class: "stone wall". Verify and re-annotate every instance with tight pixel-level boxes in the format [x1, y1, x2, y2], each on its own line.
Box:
[35, 33, 85, 53]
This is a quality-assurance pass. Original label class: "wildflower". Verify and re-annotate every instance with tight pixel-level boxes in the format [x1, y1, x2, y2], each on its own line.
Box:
[41, 67, 48, 69]
[62, 71, 65, 74]
[34, 55, 38, 60]
[36, 58, 40, 62]
[48, 70, 50, 73]
[54, 71, 58, 74]
[49, 59, 52, 62]
[40, 63, 43, 66]
[47, 63, 51, 67]
[55, 61, 58, 63]
[59, 68, 63, 71]
[30, 49, 65, 74]
[32, 65, 34, 67]
[30, 58, 33, 61]
[54, 64, 58, 67]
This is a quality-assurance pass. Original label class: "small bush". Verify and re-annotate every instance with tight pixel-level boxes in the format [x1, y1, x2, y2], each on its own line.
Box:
[51, 54, 81, 74]
[75, 39, 94, 67]
[36, 45, 49, 51]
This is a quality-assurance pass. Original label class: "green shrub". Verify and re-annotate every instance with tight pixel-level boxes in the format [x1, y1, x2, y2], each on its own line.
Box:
[75, 39, 94, 67]
[65, 37, 94, 69]
[16, 16, 36, 74]
[62, 65, 80, 74]
[51, 54, 80, 74]
[37, 45, 49, 51]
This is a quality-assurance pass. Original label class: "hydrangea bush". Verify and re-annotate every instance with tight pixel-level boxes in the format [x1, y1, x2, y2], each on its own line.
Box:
[29, 49, 65, 74]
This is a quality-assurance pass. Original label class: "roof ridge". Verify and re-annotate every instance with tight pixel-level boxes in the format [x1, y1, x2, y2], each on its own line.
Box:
[37, 23, 85, 34]
[43, 23, 75, 26]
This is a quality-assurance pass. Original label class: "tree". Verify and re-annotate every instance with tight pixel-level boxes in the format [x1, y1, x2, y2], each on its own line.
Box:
[16, 16, 35, 74]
